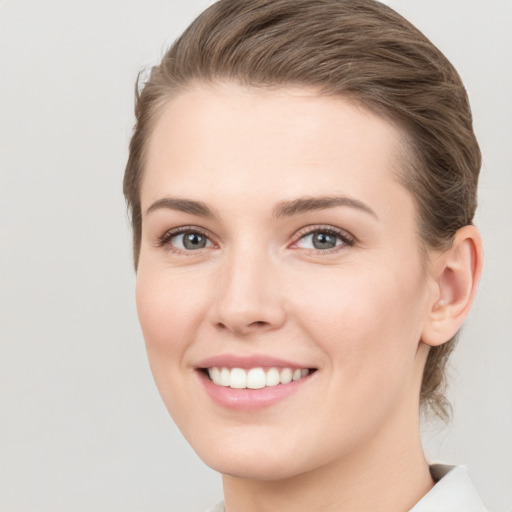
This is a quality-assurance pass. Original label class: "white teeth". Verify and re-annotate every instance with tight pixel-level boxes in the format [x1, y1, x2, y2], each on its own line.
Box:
[207, 366, 311, 389]
[230, 368, 247, 389]
[266, 367, 280, 387]
[210, 367, 220, 383]
[280, 368, 293, 384]
[219, 367, 230, 386]
[247, 368, 266, 389]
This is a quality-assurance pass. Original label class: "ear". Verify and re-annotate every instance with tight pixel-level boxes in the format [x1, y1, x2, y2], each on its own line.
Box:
[421, 225, 484, 347]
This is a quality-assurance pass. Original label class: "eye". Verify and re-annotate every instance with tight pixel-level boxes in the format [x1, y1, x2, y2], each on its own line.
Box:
[293, 226, 355, 251]
[299, 231, 339, 250]
[158, 228, 214, 252]
[174, 232, 210, 250]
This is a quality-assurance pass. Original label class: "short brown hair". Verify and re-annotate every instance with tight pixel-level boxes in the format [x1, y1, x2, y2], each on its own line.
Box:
[124, 0, 481, 419]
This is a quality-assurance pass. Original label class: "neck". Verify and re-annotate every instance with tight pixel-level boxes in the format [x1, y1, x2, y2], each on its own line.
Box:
[222, 403, 433, 512]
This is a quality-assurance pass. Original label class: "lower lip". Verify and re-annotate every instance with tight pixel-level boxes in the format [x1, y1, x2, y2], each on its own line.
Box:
[197, 370, 313, 411]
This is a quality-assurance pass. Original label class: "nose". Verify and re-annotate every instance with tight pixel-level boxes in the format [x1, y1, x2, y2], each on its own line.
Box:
[209, 245, 286, 336]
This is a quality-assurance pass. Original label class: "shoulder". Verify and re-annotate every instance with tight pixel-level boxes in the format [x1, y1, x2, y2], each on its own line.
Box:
[410, 464, 488, 512]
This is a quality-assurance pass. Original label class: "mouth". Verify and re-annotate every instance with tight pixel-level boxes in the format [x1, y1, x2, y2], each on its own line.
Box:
[195, 355, 318, 409]
[202, 366, 314, 389]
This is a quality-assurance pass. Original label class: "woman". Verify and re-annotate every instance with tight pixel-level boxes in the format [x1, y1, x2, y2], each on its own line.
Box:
[124, 0, 485, 510]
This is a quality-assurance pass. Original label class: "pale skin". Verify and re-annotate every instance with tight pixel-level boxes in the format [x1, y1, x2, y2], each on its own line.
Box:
[135, 83, 483, 512]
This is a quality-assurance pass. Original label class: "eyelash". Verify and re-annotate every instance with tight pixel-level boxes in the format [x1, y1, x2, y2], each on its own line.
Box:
[291, 225, 356, 253]
[156, 226, 215, 254]
[156, 225, 356, 254]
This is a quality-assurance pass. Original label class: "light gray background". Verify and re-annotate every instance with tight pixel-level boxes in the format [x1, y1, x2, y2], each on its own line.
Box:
[1, 1, 511, 511]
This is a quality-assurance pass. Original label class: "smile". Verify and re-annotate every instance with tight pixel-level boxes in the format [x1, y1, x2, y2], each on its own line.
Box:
[196, 355, 317, 410]
[207, 367, 310, 389]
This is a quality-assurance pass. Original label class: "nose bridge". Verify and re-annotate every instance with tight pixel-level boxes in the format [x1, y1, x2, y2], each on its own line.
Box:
[212, 238, 285, 335]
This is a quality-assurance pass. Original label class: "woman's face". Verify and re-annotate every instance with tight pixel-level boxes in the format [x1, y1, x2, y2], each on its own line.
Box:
[136, 84, 435, 480]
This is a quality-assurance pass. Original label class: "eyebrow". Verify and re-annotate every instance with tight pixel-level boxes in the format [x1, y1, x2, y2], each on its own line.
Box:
[272, 196, 377, 219]
[145, 197, 216, 218]
[144, 195, 377, 219]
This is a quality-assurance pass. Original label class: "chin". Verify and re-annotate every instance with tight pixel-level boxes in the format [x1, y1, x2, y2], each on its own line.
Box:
[206, 454, 309, 481]
[187, 428, 330, 482]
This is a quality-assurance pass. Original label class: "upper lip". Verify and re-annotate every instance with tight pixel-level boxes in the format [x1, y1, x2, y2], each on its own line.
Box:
[196, 354, 313, 370]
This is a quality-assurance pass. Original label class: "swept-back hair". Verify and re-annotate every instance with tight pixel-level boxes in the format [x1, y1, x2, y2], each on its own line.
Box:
[124, 0, 481, 419]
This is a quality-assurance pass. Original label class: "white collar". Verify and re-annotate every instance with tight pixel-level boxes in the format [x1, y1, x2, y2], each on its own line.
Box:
[410, 464, 487, 512]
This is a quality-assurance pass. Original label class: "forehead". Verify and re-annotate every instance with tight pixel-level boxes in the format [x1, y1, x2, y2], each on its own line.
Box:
[142, 83, 409, 211]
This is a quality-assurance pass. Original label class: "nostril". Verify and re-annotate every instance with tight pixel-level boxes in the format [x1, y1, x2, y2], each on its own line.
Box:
[214, 319, 271, 335]
[250, 321, 268, 327]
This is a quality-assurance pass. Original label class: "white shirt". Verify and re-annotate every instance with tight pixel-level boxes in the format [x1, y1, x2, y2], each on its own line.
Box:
[206, 465, 487, 512]
[410, 464, 487, 511]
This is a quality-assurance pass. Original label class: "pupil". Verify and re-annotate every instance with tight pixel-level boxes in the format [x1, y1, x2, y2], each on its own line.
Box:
[313, 232, 336, 249]
[183, 232, 206, 249]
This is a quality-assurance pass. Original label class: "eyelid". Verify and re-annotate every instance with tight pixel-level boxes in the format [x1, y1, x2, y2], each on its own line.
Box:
[290, 224, 356, 251]
[155, 224, 356, 254]
[156, 225, 217, 252]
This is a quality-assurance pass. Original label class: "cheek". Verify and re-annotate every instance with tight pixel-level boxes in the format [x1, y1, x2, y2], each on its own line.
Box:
[292, 259, 428, 380]
[135, 265, 207, 367]
[291, 266, 428, 445]
[135, 264, 213, 424]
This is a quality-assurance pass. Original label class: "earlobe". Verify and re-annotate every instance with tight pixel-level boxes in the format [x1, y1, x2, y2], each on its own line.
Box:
[422, 225, 483, 347]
